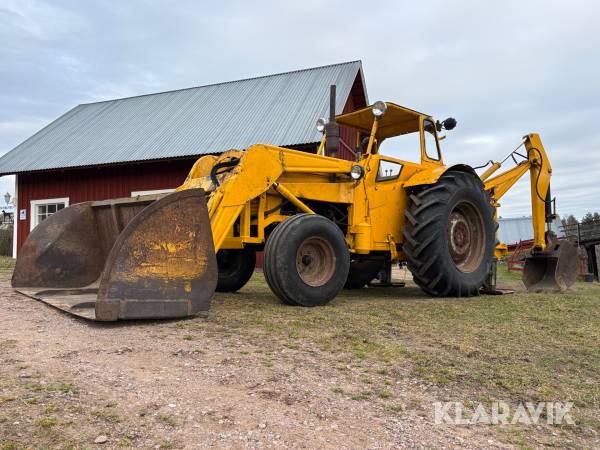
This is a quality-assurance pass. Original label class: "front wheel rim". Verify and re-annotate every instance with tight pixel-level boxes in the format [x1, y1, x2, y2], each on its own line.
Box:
[296, 236, 336, 287]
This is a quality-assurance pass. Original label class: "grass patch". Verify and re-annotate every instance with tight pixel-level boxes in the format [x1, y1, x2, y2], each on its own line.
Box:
[389, 403, 404, 413]
[0, 255, 15, 271]
[350, 390, 371, 401]
[208, 267, 600, 447]
[43, 405, 61, 414]
[91, 408, 121, 423]
[52, 382, 78, 394]
[2, 443, 20, 450]
[117, 436, 134, 447]
[158, 414, 177, 427]
[36, 417, 58, 428]
[23, 396, 40, 405]
[24, 381, 77, 394]
[376, 390, 392, 399]
[24, 382, 45, 392]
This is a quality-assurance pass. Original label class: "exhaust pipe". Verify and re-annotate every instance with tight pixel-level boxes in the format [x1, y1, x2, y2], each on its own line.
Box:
[325, 85, 340, 157]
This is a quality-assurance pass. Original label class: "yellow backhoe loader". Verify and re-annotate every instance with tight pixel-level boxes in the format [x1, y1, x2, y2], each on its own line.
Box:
[12, 86, 579, 321]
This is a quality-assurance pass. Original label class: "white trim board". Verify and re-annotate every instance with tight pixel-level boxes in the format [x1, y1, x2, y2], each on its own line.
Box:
[12, 175, 17, 258]
[131, 188, 175, 196]
[30, 197, 70, 232]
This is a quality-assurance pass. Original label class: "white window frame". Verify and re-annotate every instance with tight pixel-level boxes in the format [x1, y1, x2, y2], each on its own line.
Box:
[131, 188, 175, 197]
[12, 175, 18, 258]
[30, 197, 69, 231]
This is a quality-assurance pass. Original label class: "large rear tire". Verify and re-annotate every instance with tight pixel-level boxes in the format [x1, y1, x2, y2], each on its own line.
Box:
[215, 248, 256, 292]
[403, 171, 495, 297]
[264, 214, 350, 306]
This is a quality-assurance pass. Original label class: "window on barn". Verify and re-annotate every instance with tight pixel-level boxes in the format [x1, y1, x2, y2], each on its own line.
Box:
[30, 198, 69, 231]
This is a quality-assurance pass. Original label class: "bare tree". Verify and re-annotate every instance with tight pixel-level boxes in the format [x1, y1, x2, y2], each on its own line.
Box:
[561, 214, 578, 228]
[581, 212, 600, 225]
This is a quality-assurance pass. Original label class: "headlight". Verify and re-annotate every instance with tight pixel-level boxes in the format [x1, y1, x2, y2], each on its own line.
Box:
[350, 165, 365, 180]
[371, 101, 387, 117]
[316, 117, 328, 133]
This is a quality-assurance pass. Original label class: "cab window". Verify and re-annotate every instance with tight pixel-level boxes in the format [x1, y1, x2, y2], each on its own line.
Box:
[423, 119, 440, 161]
[376, 131, 421, 162]
[377, 159, 403, 181]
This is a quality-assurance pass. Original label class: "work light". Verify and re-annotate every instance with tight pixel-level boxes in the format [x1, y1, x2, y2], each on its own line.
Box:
[316, 118, 328, 133]
[350, 165, 365, 180]
[371, 101, 387, 117]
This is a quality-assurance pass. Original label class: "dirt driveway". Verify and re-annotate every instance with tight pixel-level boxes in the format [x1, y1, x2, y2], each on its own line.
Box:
[0, 269, 517, 450]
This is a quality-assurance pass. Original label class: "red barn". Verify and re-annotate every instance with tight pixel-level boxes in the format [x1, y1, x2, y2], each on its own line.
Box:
[0, 61, 368, 257]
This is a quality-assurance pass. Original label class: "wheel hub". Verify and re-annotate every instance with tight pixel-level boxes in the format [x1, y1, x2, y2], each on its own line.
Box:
[448, 212, 471, 258]
[301, 255, 313, 266]
[296, 237, 336, 287]
[447, 202, 486, 273]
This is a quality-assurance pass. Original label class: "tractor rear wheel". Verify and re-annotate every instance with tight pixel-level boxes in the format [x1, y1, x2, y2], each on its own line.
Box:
[215, 248, 256, 292]
[264, 214, 350, 306]
[403, 171, 495, 297]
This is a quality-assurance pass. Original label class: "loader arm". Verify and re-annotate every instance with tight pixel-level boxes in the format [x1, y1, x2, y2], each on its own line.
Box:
[482, 133, 552, 251]
[177, 144, 355, 252]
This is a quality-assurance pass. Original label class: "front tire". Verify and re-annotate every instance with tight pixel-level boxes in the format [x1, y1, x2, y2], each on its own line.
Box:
[264, 214, 350, 306]
[403, 171, 495, 297]
[215, 248, 256, 292]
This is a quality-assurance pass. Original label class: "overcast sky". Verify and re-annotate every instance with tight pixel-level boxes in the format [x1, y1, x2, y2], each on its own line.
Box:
[1, 0, 599, 218]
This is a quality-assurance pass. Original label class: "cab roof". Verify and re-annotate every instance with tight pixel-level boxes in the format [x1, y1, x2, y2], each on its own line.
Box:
[336, 102, 429, 141]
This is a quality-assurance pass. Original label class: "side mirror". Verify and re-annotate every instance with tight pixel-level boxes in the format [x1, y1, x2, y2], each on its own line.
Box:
[440, 117, 457, 131]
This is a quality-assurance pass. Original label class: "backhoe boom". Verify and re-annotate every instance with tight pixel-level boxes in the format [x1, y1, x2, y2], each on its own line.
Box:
[483, 133, 552, 251]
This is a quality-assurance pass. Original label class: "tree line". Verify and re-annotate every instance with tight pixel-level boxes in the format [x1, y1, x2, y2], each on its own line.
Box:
[561, 212, 600, 228]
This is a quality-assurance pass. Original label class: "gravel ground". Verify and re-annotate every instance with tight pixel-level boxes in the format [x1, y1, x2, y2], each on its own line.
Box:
[0, 269, 512, 450]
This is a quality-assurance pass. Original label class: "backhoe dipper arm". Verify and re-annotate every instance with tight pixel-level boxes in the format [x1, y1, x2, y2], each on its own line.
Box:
[481, 133, 552, 251]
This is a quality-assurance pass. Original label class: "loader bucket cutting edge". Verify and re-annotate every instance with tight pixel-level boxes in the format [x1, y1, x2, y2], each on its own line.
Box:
[522, 241, 579, 293]
[12, 189, 218, 321]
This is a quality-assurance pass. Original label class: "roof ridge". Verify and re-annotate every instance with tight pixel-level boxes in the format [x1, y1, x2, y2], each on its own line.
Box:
[80, 60, 362, 106]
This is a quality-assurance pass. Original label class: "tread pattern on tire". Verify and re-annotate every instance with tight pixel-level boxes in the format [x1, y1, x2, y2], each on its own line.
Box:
[403, 171, 496, 297]
[263, 214, 306, 304]
[263, 214, 349, 306]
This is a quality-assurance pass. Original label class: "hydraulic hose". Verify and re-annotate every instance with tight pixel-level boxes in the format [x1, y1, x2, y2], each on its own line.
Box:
[210, 157, 240, 187]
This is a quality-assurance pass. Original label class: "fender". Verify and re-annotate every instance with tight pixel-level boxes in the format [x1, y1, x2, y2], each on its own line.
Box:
[403, 163, 478, 188]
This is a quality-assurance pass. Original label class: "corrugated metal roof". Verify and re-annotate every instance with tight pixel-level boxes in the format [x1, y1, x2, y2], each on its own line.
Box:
[0, 61, 366, 175]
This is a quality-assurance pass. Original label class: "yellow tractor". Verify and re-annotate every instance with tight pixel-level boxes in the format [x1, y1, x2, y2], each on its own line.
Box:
[12, 86, 579, 320]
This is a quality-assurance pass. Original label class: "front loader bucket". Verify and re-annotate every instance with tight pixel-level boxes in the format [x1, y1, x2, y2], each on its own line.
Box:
[12, 189, 217, 321]
[522, 240, 579, 293]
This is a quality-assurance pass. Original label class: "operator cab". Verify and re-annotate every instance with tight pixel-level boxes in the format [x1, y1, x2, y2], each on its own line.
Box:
[331, 102, 456, 165]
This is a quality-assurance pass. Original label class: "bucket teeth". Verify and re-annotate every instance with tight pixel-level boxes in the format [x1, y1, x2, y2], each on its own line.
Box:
[12, 189, 217, 321]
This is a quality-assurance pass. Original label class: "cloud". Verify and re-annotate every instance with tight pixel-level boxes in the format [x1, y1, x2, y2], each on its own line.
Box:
[0, 0, 598, 219]
[460, 136, 500, 146]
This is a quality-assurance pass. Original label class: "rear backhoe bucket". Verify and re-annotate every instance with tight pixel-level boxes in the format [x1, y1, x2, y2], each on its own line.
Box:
[12, 189, 217, 321]
[523, 240, 579, 293]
